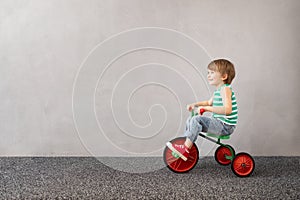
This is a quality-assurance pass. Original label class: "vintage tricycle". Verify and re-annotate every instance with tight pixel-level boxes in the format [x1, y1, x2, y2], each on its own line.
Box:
[163, 108, 255, 177]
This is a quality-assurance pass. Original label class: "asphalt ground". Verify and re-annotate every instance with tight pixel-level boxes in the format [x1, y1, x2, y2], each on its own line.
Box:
[0, 157, 299, 199]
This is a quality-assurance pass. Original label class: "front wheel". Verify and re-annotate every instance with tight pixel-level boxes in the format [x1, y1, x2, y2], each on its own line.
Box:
[163, 137, 199, 173]
[231, 152, 255, 177]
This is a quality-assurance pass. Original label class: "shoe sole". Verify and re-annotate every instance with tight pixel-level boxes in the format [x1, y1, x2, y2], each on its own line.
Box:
[166, 142, 188, 161]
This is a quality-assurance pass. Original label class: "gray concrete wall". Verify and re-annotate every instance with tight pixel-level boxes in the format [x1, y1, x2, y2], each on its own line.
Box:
[0, 0, 299, 156]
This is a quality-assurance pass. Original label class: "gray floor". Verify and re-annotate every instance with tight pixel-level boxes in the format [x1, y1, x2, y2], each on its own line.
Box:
[0, 157, 299, 199]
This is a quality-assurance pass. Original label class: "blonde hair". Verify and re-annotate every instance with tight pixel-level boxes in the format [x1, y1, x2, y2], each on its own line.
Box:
[208, 59, 235, 84]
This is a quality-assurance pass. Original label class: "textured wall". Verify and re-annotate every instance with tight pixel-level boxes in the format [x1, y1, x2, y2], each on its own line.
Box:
[0, 0, 299, 156]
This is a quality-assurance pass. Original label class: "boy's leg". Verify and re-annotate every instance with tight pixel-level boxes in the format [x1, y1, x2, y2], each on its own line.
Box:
[184, 138, 194, 149]
[205, 118, 231, 136]
[167, 116, 212, 161]
[183, 116, 193, 149]
[184, 116, 234, 148]
[184, 116, 192, 132]
[184, 116, 212, 144]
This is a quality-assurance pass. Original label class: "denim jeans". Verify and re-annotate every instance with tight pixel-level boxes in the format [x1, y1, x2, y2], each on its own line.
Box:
[184, 115, 236, 143]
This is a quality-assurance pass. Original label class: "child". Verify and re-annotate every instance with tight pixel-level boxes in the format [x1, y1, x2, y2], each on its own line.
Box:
[167, 59, 238, 161]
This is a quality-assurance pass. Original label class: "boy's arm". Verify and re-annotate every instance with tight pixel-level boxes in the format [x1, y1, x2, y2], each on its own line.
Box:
[201, 87, 232, 115]
[190, 97, 213, 107]
[207, 97, 213, 106]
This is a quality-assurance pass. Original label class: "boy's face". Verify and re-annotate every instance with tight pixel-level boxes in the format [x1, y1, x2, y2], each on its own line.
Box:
[207, 69, 227, 87]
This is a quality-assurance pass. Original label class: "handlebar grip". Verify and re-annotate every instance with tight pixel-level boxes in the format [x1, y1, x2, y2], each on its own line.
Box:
[199, 108, 205, 115]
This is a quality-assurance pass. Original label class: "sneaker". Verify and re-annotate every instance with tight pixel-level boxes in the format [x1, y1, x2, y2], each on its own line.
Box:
[166, 142, 190, 161]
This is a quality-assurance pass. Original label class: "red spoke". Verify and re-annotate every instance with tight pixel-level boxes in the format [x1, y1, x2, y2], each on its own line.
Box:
[235, 159, 244, 166]
[234, 164, 244, 172]
[189, 148, 197, 154]
[167, 156, 178, 164]
[245, 159, 253, 165]
[174, 159, 182, 170]
[188, 156, 196, 161]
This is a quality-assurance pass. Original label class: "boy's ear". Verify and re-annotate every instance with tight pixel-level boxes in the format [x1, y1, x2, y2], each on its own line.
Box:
[222, 74, 228, 81]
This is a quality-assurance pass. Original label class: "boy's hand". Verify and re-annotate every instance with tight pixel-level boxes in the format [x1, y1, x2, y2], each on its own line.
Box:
[186, 104, 193, 111]
[186, 104, 197, 111]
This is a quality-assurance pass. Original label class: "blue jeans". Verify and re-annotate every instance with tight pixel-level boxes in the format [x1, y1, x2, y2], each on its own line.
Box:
[184, 116, 236, 143]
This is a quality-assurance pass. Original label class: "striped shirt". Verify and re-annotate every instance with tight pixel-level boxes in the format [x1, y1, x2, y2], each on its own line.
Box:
[212, 84, 238, 125]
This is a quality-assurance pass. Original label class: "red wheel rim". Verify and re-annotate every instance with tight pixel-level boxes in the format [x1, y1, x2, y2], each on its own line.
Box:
[233, 154, 254, 177]
[216, 146, 232, 165]
[164, 138, 198, 173]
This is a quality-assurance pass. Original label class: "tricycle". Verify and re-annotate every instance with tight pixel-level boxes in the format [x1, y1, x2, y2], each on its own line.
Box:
[163, 108, 255, 177]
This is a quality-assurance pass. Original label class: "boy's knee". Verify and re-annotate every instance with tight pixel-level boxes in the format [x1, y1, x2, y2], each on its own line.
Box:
[191, 116, 200, 124]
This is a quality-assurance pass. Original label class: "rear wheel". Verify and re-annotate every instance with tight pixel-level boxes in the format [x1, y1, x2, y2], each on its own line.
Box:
[231, 152, 255, 177]
[215, 145, 235, 166]
[163, 137, 199, 173]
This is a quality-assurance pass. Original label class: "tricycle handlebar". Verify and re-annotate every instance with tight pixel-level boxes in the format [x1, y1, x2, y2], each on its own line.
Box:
[189, 106, 205, 117]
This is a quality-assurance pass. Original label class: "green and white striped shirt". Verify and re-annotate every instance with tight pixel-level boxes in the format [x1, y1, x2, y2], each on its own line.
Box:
[212, 84, 238, 125]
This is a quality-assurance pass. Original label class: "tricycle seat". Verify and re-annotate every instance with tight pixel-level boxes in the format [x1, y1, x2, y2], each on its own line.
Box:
[206, 133, 230, 140]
